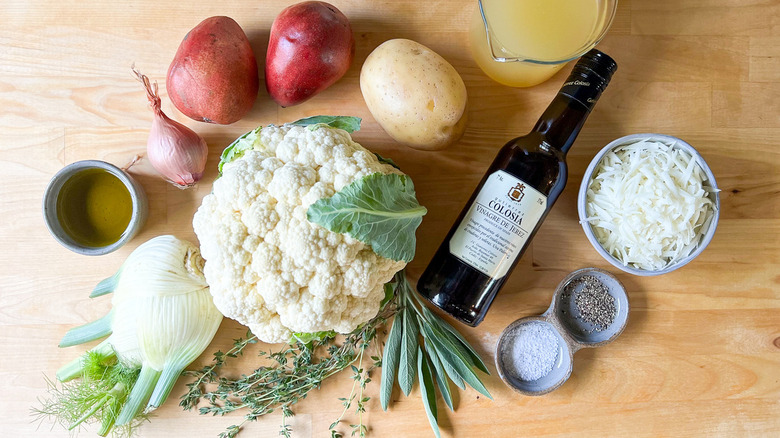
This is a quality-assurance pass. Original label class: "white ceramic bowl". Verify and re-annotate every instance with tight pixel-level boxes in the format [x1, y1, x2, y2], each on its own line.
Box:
[577, 134, 720, 276]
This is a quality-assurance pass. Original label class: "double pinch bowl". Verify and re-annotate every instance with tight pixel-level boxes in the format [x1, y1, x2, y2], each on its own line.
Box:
[495, 268, 629, 395]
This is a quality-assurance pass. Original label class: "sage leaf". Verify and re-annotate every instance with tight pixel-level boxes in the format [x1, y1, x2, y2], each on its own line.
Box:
[423, 306, 490, 375]
[398, 309, 419, 396]
[307, 173, 427, 262]
[417, 346, 440, 438]
[218, 127, 261, 174]
[428, 333, 492, 399]
[379, 310, 403, 410]
[419, 323, 465, 390]
[424, 340, 454, 411]
[290, 115, 362, 133]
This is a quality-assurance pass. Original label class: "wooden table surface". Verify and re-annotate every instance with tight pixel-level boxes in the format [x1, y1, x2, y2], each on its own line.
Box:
[2, 0, 779, 437]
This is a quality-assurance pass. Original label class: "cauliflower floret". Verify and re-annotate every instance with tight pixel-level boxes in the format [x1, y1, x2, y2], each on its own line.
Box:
[193, 124, 406, 343]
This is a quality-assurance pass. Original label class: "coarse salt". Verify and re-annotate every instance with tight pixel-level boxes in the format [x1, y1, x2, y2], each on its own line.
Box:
[503, 321, 559, 381]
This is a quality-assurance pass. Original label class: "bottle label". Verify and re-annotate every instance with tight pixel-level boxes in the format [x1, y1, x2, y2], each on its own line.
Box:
[449, 170, 547, 279]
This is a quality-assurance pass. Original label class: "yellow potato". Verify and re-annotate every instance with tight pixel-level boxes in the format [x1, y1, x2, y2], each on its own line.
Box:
[360, 39, 467, 151]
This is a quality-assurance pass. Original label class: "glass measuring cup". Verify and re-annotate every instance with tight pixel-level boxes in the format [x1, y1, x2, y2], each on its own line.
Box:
[469, 0, 618, 87]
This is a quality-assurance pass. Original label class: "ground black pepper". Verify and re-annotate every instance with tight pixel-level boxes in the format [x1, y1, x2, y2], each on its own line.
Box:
[561, 275, 616, 332]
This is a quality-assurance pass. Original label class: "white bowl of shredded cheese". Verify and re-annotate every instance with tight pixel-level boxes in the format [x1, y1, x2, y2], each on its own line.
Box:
[578, 134, 720, 276]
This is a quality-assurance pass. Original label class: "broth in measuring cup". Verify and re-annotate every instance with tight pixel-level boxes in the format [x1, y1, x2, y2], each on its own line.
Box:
[469, 0, 616, 87]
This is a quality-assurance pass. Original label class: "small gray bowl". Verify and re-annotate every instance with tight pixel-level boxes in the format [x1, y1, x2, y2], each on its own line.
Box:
[550, 268, 629, 346]
[496, 316, 574, 396]
[43, 160, 148, 255]
[577, 133, 720, 276]
[496, 268, 628, 395]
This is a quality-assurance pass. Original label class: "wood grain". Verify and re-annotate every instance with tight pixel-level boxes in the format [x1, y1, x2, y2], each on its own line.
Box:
[2, 0, 779, 437]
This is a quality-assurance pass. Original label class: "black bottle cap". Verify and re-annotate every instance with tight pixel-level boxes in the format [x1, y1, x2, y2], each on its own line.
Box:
[558, 49, 617, 110]
[572, 49, 618, 86]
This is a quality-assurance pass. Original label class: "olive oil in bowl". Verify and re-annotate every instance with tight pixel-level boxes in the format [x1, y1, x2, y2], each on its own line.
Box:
[43, 160, 148, 255]
[56, 168, 133, 247]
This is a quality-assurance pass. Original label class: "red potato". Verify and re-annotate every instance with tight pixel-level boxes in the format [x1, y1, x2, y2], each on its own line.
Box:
[167, 16, 259, 124]
[265, 1, 355, 107]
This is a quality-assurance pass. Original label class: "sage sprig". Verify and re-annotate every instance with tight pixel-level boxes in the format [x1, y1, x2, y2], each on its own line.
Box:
[380, 272, 492, 436]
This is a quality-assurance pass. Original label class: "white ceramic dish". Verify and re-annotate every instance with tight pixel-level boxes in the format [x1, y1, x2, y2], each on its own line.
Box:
[577, 133, 720, 276]
[495, 268, 629, 396]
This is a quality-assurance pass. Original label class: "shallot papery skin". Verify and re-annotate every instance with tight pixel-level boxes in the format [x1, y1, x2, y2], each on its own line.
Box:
[147, 112, 208, 188]
[134, 67, 209, 188]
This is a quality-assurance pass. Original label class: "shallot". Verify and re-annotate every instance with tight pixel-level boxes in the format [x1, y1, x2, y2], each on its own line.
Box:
[133, 67, 208, 188]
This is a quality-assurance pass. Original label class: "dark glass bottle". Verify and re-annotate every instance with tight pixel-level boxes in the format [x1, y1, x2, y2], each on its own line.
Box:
[417, 49, 617, 327]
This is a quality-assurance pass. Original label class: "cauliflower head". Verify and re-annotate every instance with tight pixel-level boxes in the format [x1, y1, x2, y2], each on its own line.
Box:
[193, 124, 406, 343]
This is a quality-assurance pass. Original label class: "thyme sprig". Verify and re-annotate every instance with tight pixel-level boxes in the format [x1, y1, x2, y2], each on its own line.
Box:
[181, 270, 492, 438]
[180, 298, 396, 438]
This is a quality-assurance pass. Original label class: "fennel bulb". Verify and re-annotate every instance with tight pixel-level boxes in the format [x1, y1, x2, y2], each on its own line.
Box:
[41, 235, 223, 436]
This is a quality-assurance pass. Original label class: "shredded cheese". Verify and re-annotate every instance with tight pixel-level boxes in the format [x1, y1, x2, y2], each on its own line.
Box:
[583, 139, 717, 271]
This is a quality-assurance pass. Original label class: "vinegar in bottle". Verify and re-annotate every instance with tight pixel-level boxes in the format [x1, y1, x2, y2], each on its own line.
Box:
[416, 49, 618, 326]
